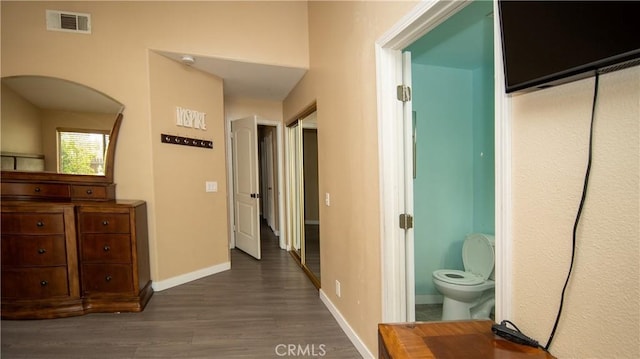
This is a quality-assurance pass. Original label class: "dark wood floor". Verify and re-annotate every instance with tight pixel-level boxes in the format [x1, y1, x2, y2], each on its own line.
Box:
[1, 224, 360, 358]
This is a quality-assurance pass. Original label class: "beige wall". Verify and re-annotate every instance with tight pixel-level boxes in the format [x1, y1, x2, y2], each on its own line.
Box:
[1, 83, 43, 155]
[148, 51, 229, 279]
[512, 67, 639, 358]
[1, 1, 309, 283]
[225, 96, 284, 123]
[283, 0, 418, 353]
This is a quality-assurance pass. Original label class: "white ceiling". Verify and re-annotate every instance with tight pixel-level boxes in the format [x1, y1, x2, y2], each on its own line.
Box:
[157, 51, 307, 101]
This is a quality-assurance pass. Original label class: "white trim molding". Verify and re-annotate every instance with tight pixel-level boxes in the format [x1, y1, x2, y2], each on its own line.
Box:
[152, 261, 230, 292]
[319, 289, 372, 359]
[492, 0, 513, 322]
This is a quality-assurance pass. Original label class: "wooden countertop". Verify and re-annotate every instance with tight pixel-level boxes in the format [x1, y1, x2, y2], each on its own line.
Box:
[378, 320, 556, 359]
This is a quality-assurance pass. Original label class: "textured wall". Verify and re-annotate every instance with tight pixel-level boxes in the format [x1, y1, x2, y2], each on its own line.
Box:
[512, 66, 639, 358]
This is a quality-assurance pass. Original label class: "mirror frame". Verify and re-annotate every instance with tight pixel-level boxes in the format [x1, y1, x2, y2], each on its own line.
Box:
[1, 113, 122, 185]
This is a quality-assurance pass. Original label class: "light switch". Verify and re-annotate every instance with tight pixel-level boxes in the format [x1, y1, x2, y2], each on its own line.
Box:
[206, 181, 218, 192]
[325, 192, 331, 206]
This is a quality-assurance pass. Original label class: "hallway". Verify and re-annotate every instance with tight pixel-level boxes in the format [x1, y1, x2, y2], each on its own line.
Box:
[1, 224, 359, 358]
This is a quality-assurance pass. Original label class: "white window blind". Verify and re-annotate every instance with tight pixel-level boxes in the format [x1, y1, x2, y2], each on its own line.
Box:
[58, 129, 109, 175]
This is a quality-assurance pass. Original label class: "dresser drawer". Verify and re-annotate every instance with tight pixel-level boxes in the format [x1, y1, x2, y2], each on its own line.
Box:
[1, 235, 67, 266]
[1, 213, 65, 235]
[80, 234, 132, 263]
[82, 264, 133, 294]
[70, 185, 114, 201]
[1, 267, 69, 298]
[1, 182, 70, 199]
[79, 213, 130, 233]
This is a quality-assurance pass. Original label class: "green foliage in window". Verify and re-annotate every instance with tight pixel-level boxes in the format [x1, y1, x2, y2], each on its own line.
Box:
[60, 137, 96, 175]
[58, 131, 107, 175]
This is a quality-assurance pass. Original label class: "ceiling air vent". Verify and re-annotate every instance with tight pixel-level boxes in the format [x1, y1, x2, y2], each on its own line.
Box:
[46, 10, 91, 34]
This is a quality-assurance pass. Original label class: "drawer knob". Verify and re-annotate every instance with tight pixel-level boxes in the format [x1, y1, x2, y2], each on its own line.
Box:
[36, 221, 44, 227]
[105, 275, 113, 282]
[103, 245, 111, 252]
[37, 248, 47, 254]
[86, 189, 93, 195]
[40, 280, 48, 287]
[102, 220, 109, 226]
[34, 187, 41, 193]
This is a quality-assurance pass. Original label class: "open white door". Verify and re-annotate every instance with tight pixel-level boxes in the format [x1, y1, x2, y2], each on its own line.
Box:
[402, 51, 416, 322]
[232, 116, 261, 259]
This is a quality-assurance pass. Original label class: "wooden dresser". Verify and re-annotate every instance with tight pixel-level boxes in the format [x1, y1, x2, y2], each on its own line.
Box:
[1, 202, 82, 318]
[1, 183, 153, 319]
[77, 200, 152, 313]
[0, 201, 153, 319]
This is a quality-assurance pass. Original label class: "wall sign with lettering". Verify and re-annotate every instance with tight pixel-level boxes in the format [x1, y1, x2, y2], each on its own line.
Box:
[176, 106, 207, 130]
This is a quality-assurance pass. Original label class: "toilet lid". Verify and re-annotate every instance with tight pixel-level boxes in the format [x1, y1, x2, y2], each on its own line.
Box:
[462, 233, 494, 280]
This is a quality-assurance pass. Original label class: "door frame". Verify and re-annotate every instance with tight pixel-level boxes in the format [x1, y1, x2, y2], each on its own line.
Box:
[226, 116, 286, 251]
[375, 0, 513, 323]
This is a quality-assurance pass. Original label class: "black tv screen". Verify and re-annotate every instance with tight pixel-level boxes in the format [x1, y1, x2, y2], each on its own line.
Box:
[499, 1, 640, 93]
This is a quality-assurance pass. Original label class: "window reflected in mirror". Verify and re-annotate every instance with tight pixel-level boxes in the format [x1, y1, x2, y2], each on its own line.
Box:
[58, 129, 110, 175]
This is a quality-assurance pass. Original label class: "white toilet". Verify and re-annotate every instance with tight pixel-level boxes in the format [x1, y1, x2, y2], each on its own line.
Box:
[432, 233, 495, 321]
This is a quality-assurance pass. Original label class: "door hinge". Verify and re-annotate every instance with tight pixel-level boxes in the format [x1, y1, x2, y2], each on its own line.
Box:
[399, 213, 413, 230]
[397, 85, 412, 102]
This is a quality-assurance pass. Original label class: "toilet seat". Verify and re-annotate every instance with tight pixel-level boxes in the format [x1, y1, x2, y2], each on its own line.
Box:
[433, 269, 484, 286]
[432, 233, 495, 286]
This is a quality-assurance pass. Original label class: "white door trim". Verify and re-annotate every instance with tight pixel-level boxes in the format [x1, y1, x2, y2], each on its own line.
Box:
[226, 116, 287, 251]
[375, 0, 513, 323]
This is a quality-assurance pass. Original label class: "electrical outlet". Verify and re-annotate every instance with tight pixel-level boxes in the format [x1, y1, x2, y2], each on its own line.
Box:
[325, 192, 331, 206]
[335, 280, 341, 298]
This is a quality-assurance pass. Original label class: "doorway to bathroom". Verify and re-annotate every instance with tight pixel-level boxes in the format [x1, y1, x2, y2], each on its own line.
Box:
[404, 0, 496, 321]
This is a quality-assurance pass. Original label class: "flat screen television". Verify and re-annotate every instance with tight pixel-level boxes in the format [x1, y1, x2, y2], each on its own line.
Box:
[498, 1, 640, 93]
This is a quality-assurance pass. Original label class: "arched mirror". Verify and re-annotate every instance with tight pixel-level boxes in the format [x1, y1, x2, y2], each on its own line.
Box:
[1, 75, 123, 184]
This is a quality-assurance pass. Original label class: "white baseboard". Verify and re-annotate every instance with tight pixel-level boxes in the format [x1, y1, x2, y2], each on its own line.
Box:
[152, 262, 231, 292]
[319, 289, 372, 359]
[415, 294, 443, 305]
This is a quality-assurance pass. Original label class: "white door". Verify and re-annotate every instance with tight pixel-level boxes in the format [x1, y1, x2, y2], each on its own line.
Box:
[232, 116, 261, 259]
[402, 51, 416, 322]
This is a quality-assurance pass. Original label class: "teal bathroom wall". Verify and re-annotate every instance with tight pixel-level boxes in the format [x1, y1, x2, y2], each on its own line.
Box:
[408, 0, 494, 301]
[472, 63, 495, 234]
[412, 64, 474, 298]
